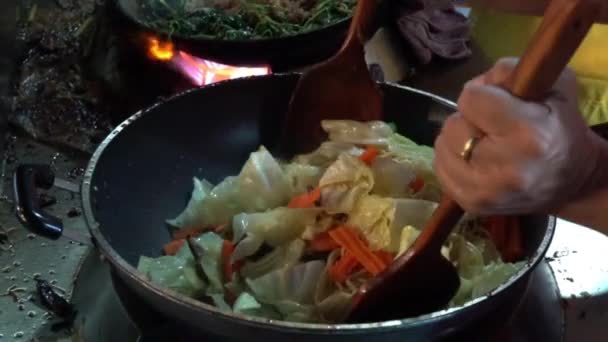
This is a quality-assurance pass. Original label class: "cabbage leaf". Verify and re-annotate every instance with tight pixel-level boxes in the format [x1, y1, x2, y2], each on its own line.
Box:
[319, 154, 374, 214]
[240, 239, 306, 279]
[321, 120, 393, 146]
[232, 207, 322, 248]
[347, 195, 395, 251]
[166, 177, 214, 229]
[167, 146, 291, 227]
[137, 244, 206, 298]
[293, 141, 363, 168]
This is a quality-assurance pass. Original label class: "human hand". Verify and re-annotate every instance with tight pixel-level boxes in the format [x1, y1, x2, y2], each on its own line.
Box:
[433, 57, 605, 215]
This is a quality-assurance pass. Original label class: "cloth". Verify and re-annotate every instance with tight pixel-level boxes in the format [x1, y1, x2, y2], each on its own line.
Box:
[394, 0, 472, 65]
[470, 8, 608, 126]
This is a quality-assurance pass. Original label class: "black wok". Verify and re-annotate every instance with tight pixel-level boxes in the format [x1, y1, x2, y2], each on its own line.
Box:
[15, 74, 555, 341]
[113, 0, 358, 69]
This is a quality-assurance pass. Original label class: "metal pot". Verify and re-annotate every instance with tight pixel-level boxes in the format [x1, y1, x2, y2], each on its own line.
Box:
[14, 74, 555, 341]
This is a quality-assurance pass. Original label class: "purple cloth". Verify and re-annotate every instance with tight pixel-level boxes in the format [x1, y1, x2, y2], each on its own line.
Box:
[395, 0, 472, 65]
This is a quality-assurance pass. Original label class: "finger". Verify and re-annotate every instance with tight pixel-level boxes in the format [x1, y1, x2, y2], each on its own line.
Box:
[439, 113, 501, 169]
[433, 134, 485, 210]
[550, 67, 579, 106]
[483, 57, 519, 86]
[457, 83, 523, 136]
[485, 57, 577, 106]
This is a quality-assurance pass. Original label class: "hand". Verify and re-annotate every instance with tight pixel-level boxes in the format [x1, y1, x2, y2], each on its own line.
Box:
[433, 58, 605, 215]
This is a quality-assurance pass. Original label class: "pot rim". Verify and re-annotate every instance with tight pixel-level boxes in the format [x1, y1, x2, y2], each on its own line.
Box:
[81, 73, 556, 332]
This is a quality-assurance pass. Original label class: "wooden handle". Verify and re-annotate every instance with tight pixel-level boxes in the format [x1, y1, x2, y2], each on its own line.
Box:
[506, 0, 601, 100]
[342, 0, 379, 48]
[418, 0, 601, 253]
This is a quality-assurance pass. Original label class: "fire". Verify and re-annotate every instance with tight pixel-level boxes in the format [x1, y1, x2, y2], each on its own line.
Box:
[172, 51, 270, 86]
[145, 36, 270, 86]
[148, 38, 174, 61]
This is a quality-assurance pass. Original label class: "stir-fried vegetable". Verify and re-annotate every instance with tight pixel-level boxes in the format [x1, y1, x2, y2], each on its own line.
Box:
[138, 120, 525, 324]
[138, 0, 356, 40]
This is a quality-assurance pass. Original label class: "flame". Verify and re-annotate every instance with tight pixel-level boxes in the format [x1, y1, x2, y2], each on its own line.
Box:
[171, 51, 271, 86]
[148, 37, 174, 61]
[145, 36, 270, 86]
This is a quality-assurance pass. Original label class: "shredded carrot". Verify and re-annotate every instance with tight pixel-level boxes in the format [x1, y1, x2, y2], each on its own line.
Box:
[172, 223, 227, 240]
[329, 251, 360, 283]
[287, 187, 321, 208]
[484, 216, 507, 249]
[484, 216, 525, 262]
[163, 239, 185, 256]
[225, 290, 238, 307]
[328, 226, 388, 275]
[172, 227, 209, 240]
[359, 146, 380, 165]
[221, 240, 244, 283]
[503, 217, 525, 262]
[309, 231, 341, 252]
[374, 250, 395, 266]
[409, 176, 425, 193]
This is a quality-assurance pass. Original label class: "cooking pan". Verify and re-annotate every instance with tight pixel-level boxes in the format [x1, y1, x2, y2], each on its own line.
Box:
[112, 0, 381, 69]
[14, 74, 555, 341]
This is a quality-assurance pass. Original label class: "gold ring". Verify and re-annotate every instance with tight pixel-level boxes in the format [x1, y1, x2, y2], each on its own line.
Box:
[461, 136, 481, 161]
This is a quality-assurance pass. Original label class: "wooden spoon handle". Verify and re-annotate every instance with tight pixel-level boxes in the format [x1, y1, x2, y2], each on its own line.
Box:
[505, 0, 601, 100]
[342, 0, 379, 48]
[420, 0, 601, 253]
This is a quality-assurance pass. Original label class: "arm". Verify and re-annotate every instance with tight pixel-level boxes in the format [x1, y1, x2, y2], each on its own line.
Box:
[459, 0, 608, 24]
[554, 132, 608, 234]
[555, 190, 608, 233]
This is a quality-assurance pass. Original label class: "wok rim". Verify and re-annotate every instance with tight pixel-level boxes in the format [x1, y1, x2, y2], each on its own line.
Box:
[116, 0, 352, 44]
[81, 73, 556, 332]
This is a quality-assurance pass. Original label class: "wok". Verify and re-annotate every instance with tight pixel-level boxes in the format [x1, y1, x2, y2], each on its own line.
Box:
[113, 0, 372, 69]
[14, 74, 555, 341]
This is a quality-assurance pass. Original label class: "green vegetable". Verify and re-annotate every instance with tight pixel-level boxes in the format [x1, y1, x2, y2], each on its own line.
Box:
[137, 243, 206, 297]
[319, 154, 374, 214]
[151, 119, 527, 324]
[169, 146, 291, 227]
[138, 0, 356, 40]
[240, 239, 306, 279]
[346, 195, 395, 251]
[166, 177, 213, 229]
[193, 232, 226, 292]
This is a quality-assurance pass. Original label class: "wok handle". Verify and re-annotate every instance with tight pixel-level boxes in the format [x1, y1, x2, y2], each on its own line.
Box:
[13, 164, 64, 240]
[424, 0, 601, 252]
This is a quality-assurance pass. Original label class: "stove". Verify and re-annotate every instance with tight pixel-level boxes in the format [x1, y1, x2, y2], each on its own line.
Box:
[1, 0, 608, 341]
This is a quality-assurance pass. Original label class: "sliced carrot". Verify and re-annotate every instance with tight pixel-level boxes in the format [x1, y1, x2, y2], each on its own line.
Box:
[309, 231, 341, 252]
[225, 290, 238, 307]
[328, 226, 388, 275]
[163, 239, 185, 256]
[504, 217, 525, 262]
[484, 216, 507, 249]
[222, 240, 236, 282]
[408, 176, 425, 193]
[172, 227, 209, 240]
[483, 216, 526, 262]
[359, 146, 380, 165]
[374, 250, 395, 266]
[329, 251, 360, 283]
[221, 240, 244, 283]
[288, 187, 321, 208]
[172, 223, 227, 240]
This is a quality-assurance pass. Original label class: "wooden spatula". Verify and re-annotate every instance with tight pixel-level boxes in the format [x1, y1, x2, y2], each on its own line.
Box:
[280, 0, 383, 154]
[347, 0, 602, 323]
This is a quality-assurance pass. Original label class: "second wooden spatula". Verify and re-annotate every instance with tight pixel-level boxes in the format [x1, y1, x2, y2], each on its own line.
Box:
[280, 0, 383, 154]
[347, 0, 602, 323]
